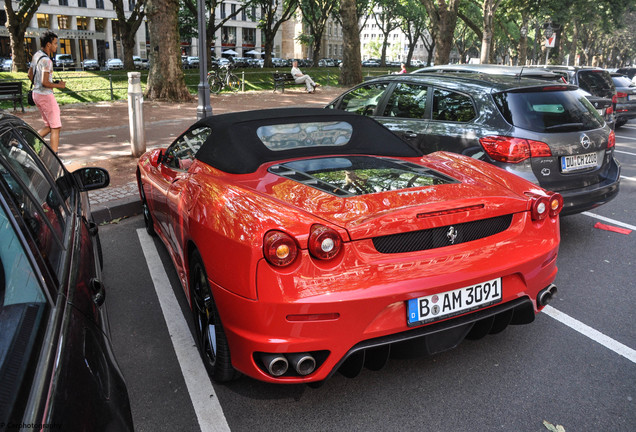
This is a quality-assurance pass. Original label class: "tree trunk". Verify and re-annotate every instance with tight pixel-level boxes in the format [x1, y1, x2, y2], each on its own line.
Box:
[479, 0, 501, 64]
[145, 0, 192, 101]
[519, 15, 528, 66]
[420, 0, 460, 65]
[5, 0, 41, 72]
[121, 32, 136, 70]
[339, 0, 362, 86]
[264, 38, 275, 68]
[8, 28, 28, 72]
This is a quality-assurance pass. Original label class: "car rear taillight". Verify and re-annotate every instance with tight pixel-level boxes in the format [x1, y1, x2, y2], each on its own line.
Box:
[263, 231, 298, 267]
[548, 193, 563, 218]
[616, 92, 628, 99]
[531, 193, 563, 221]
[605, 106, 613, 115]
[608, 130, 615, 148]
[308, 225, 342, 260]
[480, 136, 552, 163]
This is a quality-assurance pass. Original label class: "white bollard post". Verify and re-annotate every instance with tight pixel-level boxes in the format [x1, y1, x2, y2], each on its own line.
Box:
[127, 72, 146, 157]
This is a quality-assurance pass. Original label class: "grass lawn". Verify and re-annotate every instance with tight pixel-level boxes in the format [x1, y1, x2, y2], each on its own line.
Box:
[0, 67, 389, 110]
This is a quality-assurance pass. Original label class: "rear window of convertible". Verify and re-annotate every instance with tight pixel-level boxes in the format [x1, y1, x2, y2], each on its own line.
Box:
[256, 121, 353, 150]
[492, 89, 604, 133]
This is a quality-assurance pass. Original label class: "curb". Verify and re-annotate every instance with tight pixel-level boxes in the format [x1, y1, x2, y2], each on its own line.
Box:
[92, 194, 142, 225]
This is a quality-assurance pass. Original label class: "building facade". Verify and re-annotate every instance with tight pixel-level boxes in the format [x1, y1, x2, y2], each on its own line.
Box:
[0, 0, 147, 66]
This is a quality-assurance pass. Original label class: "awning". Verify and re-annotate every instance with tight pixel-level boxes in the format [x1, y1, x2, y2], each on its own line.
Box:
[222, 49, 238, 56]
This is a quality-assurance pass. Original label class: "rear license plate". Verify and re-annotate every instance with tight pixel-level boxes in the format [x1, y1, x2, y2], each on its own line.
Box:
[561, 152, 597, 172]
[407, 278, 502, 326]
[629, 95, 636, 101]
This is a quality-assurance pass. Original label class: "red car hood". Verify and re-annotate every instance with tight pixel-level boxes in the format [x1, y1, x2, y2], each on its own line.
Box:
[234, 152, 537, 241]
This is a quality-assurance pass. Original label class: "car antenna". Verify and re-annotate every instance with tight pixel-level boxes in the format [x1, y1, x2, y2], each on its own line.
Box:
[518, 65, 525, 82]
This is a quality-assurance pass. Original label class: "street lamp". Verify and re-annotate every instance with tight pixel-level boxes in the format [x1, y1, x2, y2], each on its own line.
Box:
[520, 26, 527, 38]
[543, 19, 554, 65]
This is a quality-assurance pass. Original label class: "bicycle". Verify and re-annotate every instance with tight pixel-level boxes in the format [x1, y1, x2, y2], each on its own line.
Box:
[207, 64, 241, 94]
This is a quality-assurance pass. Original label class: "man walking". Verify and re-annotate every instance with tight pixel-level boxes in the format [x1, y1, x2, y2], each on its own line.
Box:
[291, 60, 319, 93]
[28, 30, 66, 153]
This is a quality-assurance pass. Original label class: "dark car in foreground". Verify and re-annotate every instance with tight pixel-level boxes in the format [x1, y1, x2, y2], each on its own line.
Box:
[137, 107, 563, 384]
[327, 73, 620, 215]
[610, 72, 636, 128]
[0, 114, 133, 430]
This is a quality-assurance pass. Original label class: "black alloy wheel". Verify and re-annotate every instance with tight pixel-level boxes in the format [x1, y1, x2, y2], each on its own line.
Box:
[189, 250, 238, 382]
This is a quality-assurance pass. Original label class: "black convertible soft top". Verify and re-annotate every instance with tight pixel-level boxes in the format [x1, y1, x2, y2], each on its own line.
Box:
[192, 108, 422, 174]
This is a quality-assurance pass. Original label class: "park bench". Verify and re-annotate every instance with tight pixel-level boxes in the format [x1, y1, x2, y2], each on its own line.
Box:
[0, 81, 25, 112]
[272, 72, 303, 93]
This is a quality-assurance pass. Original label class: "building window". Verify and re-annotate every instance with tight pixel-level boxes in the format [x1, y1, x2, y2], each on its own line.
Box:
[78, 0, 87, 7]
[231, 4, 236, 16]
[37, 13, 50, 29]
[129, 0, 135, 11]
[77, 16, 89, 30]
[241, 9, 246, 21]
[221, 3, 226, 19]
[94, 18, 105, 33]
[58, 0, 68, 5]
[242, 28, 255, 46]
[96, 0, 104, 8]
[57, 15, 71, 30]
[221, 26, 236, 47]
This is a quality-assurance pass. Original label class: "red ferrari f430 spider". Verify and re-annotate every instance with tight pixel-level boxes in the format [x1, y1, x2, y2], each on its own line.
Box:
[136, 108, 562, 384]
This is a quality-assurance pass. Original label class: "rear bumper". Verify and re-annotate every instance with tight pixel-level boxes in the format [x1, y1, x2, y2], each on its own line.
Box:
[212, 213, 560, 383]
[559, 156, 621, 215]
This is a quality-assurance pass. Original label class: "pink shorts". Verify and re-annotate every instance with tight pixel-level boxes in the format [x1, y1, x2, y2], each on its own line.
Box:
[33, 92, 62, 129]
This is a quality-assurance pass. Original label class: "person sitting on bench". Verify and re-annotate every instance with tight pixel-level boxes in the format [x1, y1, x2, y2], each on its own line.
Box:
[291, 60, 319, 93]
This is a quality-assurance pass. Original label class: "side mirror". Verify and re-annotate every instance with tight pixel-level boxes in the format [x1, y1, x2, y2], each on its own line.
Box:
[73, 167, 110, 192]
[150, 149, 163, 167]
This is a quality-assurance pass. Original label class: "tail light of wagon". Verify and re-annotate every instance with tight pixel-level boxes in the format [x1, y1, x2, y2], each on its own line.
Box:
[264, 231, 298, 267]
[308, 225, 342, 261]
[608, 130, 615, 148]
[480, 136, 552, 163]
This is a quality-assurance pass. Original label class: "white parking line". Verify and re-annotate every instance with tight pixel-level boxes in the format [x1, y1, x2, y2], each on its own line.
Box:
[582, 212, 636, 231]
[615, 135, 636, 141]
[543, 306, 636, 364]
[137, 229, 231, 432]
[621, 176, 636, 182]
[615, 150, 636, 156]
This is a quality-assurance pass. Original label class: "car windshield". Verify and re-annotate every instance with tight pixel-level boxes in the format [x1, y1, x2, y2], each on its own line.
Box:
[493, 88, 604, 132]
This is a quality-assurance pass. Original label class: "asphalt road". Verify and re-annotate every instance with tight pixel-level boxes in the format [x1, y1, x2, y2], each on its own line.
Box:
[100, 120, 636, 432]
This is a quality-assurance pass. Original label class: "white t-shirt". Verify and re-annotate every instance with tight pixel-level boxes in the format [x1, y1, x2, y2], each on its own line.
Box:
[31, 51, 54, 95]
[291, 66, 303, 79]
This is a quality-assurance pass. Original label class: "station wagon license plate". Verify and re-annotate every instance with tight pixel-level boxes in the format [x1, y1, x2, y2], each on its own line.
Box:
[629, 95, 636, 101]
[561, 152, 597, 172]
[407, 278, 502, 326]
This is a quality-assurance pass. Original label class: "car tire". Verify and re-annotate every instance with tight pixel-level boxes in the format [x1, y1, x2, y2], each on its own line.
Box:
[189, 250, 239, 383]
[138, 179, 156, 237]
[615, 119, 626, 129]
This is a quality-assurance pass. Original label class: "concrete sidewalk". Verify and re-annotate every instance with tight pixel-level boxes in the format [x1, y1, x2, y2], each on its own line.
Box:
[14, 88, 342, 223]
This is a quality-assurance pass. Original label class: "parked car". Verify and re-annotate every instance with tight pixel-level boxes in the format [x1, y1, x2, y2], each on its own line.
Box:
[105, 58, 124, 70]
[133, 55, 149, 70]
[187, 56, 199, 69]
[610, 72, 636, 128]
[538, 66, 617, 129]
[271, 57, 288, 68]
[0, 114, 134, 430]
[362, 59, 381, 67]
[137, 107, 563, 384]
[616, 67, 636, 81]
[81, 58, 100, 71]
[327, 73, 620, 215]
[318, 58, 335, 67]
[1, 58, 12, 72]
[54, 53, 74, 70]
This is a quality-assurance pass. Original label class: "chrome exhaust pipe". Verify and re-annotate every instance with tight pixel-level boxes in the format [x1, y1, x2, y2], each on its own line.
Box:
[260, 353, 289, 377]
[287, 353, 316, 376]
[538, 284, 558, 307]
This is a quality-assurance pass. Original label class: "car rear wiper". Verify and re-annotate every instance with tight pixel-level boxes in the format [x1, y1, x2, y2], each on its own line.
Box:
[545, 123, 585, 131]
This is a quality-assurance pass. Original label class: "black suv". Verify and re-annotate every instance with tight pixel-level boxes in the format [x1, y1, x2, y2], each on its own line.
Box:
[327, 73, 620, 215]
[538, 66, 617, 128]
